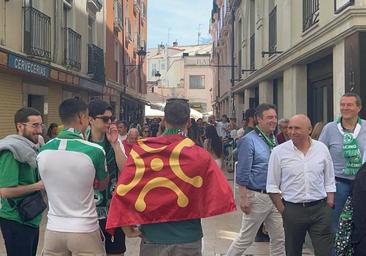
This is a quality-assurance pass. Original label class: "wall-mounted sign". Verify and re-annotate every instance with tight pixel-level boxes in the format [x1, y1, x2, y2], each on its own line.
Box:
[185, 58, 210, 66]
[8, 54, 50, 78]
[80, 78, 104, 93]
[335, 0, 354, 14]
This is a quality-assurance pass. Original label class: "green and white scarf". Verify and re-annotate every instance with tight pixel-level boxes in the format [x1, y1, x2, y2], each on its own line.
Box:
[337, 117, 362, 176]
[162, 128, 186, 136]
[255, 125, 277, 150]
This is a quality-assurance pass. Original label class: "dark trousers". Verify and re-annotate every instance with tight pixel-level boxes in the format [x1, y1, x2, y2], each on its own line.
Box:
[0, 217, 39, 256]
[282, 200, 332, 256]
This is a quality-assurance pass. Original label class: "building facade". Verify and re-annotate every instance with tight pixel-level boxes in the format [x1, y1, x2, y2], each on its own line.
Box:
[211, 0, 366, 123]
[104, 0, 147, 125]
[120, 0, 148, 125]
[146, 43, 214, 114]
[0, 0, 147, 138]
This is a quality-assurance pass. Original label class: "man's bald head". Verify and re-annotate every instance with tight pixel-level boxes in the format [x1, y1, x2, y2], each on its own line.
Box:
[289, 114, 312, 129]
[288, 114, 312, 146]
[127, 128, 139, 145]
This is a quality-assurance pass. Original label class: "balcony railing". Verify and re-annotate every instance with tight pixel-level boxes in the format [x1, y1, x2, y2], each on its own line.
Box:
[64, 28, 81, 70]
[250, 34, 255, 71]
[303, 0, 319, 32]
[134, 0, 141, 13]
[88, 44, 105, 82]
[114, 0, 123, 32]
[23, 7, 51, 60]
[87, 0, 103, 13]
[269, 6, 277, 54]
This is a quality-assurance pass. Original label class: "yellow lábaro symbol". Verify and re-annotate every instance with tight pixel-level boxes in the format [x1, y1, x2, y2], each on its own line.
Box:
[116, 138, 203, 212]
[138, 140, 167, 153]
[151, 158, 164, 172]
[169, 138, 203, 188]
[116, 149, 145, 196]
[135, 177, 189, 212]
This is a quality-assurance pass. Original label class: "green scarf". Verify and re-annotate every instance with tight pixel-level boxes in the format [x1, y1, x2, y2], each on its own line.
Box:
[337, 117, 362, 176]
[57, 128, 84, 139]
[255, 125, 277, 150]
[88, 130, 118, 218]
[162, 128, 185, 136]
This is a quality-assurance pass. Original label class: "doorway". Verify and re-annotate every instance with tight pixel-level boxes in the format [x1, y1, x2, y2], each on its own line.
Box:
[307, 55, 333, 124]
[28, 94, 44, 115]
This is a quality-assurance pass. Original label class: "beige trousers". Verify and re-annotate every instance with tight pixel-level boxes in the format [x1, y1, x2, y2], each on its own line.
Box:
[226, 190, 285, 256]
[42, 229, 106, 256]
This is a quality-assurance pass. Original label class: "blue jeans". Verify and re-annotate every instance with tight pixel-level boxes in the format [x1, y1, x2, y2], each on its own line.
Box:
[0, 218, 39, 256]
[332, 179, 353, 233]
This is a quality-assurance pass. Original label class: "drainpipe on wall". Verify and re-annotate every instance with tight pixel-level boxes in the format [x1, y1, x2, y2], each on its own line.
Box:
[1, 1, 7, 46]
[230, 3, 236, 118]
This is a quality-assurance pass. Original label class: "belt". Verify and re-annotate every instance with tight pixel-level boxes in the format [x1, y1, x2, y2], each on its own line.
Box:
[247, 187, 268, 194]
[283, 198, 326, 207]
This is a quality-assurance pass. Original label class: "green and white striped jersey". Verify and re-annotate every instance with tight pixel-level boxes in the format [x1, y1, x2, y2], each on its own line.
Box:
[37, 128, 108, 233]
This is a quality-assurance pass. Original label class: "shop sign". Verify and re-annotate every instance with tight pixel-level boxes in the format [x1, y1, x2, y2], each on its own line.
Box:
[80, 78, 104, 93]
[8, 54, 50, 78]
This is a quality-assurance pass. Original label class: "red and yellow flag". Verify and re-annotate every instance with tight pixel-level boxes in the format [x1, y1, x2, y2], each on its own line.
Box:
[106, 134, 236, 229]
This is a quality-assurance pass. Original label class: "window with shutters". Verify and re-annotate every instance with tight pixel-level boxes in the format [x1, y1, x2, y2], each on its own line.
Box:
[189, 75, 205, 89]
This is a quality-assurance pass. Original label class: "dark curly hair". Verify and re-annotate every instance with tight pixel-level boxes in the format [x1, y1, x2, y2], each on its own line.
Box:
[205, 125, 222, 158]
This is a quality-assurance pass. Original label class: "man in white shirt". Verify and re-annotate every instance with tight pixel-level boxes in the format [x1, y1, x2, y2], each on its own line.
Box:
[267, 114, 336, 256]
[117, 120, 128, 141]
[38, 98, 109, 255]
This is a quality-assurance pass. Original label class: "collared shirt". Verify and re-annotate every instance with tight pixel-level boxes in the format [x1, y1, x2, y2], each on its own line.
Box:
[216, 121, 229, 138]
[236, 130, 271, 190]
[319, 119, 366, 180]
[267, 139, 336, 203]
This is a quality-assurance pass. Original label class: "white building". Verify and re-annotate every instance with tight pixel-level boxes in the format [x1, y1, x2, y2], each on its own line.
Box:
[211, 0, 366, 123]
[146, 43, 214, 114]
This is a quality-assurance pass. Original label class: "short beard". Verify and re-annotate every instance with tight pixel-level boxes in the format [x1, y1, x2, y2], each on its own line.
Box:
[23, 130, 39, 144]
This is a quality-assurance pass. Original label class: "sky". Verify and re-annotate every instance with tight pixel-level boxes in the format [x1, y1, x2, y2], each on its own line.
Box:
[147, 0, 213, 49]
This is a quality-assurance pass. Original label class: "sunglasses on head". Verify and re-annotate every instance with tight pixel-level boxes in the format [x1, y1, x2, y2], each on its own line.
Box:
[95, 116, 115, 123]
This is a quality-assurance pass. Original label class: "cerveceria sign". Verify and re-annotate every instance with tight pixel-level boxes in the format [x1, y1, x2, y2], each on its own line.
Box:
[7, 54, 50, 78]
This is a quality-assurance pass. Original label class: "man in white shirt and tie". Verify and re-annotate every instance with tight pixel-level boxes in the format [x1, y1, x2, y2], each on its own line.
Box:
[267, 114, 336, 256]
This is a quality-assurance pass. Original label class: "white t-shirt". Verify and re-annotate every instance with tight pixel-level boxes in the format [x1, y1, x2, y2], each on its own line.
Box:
[38, 134, 108, 233]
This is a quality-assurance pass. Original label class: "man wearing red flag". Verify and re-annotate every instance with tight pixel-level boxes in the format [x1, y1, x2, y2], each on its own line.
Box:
[107, 98, 236, 256]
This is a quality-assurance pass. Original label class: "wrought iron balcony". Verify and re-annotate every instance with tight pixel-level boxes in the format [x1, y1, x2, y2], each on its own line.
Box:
[88, 44, 105, 83]
[114, 0, 123, 32]
[134, 0, 141, 13]
[23, 7, 51, 60]
[87, 0, 103, 13]
[64, 28, 81, 70]
[303, 0, 319, 32]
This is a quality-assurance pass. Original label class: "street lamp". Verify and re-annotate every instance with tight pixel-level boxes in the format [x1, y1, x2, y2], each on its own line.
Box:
[153, 70, 164, 100]
[137, 47, 147, 57]
[154, 70, 161, 79]
[136, 47, 146, 93]
[121, 46, 147, 124]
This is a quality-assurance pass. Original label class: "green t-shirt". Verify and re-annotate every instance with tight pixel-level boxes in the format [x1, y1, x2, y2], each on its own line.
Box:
[0, 150, 42, 227]
[89, 138, 119, 219]
[140, 219, 203, 244]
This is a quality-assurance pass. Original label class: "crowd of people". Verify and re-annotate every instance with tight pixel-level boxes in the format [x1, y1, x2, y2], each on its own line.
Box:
[0, 93, 366, 256]
[0, 98, 235, 256]
[226, 93, 366, 256]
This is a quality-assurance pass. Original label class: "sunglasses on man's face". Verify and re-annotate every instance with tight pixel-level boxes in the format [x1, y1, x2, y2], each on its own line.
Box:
[95, 116, 115, 123]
